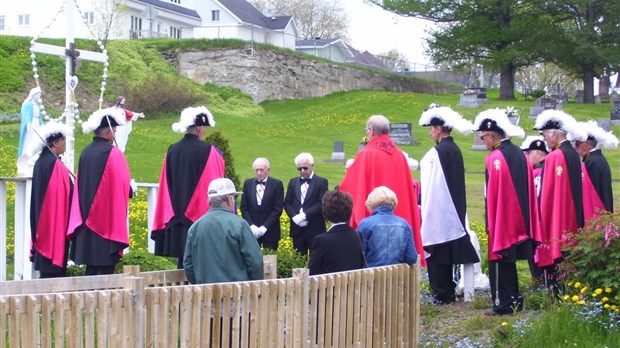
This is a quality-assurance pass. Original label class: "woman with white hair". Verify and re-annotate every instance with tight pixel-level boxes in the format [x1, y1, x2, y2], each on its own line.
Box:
[357, 186, 417, 267]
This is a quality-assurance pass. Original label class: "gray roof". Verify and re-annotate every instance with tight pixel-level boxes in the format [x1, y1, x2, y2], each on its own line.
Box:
[217, 0, 292, 29]
[137, 0, 201, 19]
[344, 43, 387, 70]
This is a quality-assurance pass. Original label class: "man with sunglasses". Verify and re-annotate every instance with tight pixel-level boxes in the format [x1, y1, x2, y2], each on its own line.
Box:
[284, 153, 329, 255]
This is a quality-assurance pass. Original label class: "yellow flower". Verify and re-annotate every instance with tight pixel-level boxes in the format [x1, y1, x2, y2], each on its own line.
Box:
[572, 295, 579, 302]
[578, 300, 585, 305]
[595, 288, 603, 295]
[602, 297, 609, 303]
[612, 305, 618, 311]
[580, 286, 588, 294]
[604, 304, 611, 309]
[574, 282, 581, 288]
[501, 322, 508, 327]
[563, 295, 570, 300]
[605, 287, 613, 293]
[592, 293, 598, 298]
[567, 281, 574, 287]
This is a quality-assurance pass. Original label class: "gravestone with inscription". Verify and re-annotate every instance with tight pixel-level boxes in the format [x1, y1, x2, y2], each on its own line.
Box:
[389, 122, 415, 145]
[470, 87, 489, 103]
[529, 95, 560, 119]
[330, 140, 345, 162]
[458, 93, 480, 108]
[611, 100, 620, 125]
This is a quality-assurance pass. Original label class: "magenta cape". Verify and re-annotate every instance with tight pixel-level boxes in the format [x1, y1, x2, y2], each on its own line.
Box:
[67, 148, 131, 245]
[339, 134, 425, 265]
[152, 149, 225, 230]
[536, 150, 579, 267]
[35, 160, 72, 267]
[485, 150, 541, 261]
[581, 163, 606, 226]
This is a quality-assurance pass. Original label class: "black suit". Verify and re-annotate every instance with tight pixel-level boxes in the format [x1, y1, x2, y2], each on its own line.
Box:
[240, 176, 284, 250]
[284, 174, 328, 255]
[309, 224, 366, 275]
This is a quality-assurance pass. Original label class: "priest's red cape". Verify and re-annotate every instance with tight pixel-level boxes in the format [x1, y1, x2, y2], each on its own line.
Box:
[67, 147, 131, 245]
[485, 150, 540, 261]
[536, 149, 579, 267]
[152, 149, 225, 230]
[33, 159, 72, 268]
[339, 134, 424, 265]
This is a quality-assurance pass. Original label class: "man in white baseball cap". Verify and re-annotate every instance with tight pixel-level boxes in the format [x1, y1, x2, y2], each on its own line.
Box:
[183, 178, 263, 284]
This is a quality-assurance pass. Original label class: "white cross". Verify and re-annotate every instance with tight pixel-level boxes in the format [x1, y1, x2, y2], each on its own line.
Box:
[30, 0, 108, 172]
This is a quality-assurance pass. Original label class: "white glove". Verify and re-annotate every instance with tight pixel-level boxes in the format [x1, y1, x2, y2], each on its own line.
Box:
[250, 224, 259, 237]
[292, 213, 305, 226]
[298, 220, 308, 228]
[130, 179, 138, 196]
[258, 226, 267, 238]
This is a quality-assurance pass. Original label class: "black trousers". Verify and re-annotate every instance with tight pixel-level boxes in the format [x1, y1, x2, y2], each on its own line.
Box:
[292, 233, 315, 256]
[488, 260, 523, 314]
[427, 261, 456, 302]
[85, 264, 116, 276]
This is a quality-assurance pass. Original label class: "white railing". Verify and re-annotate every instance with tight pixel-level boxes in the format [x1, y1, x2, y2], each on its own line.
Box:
[0, 177, 159, 281]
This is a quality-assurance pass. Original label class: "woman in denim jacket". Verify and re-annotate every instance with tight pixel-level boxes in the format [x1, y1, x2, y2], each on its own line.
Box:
[358, 186, 418, 267]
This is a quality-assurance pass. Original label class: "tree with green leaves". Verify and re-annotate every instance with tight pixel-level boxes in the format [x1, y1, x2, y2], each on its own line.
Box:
[367, 1, 553, 99]
[537, 0, 620, 103]
[378, 49, 410, 72]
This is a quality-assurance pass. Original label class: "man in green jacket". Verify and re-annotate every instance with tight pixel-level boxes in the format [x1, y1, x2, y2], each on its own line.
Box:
[184, 178, 264, 284]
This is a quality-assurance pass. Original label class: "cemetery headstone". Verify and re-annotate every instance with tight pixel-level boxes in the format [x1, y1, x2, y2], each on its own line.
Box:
[469, 87, 489, 103]
[596, 119, 611, 132]
[611, 100, 620, 125]
[609, 91, 618, 106]
[458, 91, 480, 108]
[389, 122, 415, 145]
[330, 140, 345, 162]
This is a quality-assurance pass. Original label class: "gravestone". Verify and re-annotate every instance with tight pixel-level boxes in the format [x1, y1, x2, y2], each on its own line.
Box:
[469, 87, 489, 103]
[330, 140, 345, 162]
[596, 119, 611, 132]
[471, 134, 487, 151]
[609, 91, 618, 106]
[529, 95, 559, 120]
[575, 90, 584, 104]
[389, 122, 415, 145]
[458, 93, 480, 108]
[611, 100, 620, 125]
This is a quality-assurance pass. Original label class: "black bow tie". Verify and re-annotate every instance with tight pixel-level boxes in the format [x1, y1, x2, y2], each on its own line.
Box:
[256, 180, 266, 185]
[300, 178, 311, 184]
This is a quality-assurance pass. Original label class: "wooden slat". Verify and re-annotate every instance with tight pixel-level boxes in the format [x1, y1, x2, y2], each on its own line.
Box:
[277, 280, 286, 347]
[222, 284, 232, 348]
[54, 294, 65, 348]
[396, 266, 405, 347]
[170, 287, 182, 348]
[333, 274, 342, 347]
[266, 281, 277, 347]
[352, 271, 361, 346]
[96, 292, 109, 348]
[201, 286, 213, 348]
[40, 295, 52, 348]
[386, 266, 394, 347]
[146, 289, 156, 348]
[317, 276, 326, 348]
[180, 286, 192, 347]
[364, 270, 374, 346]
[325, 276, 334, 348]
[308, 278, 318, 347]
[345, 272, 355, 347]
[84, 292, 96, 348]
[190, 286, 203, 347]
[0, 274, 126, 296]
[212, 284, 223, 348]
[25, 295, 38, 348]
[9, 297, 21, 347]
[258, 281, 269, 348]
[231, 284, 242, 348]
[240, 283, 251, 348]
[70, 293, 84, 347]
[110, 291, 121, 348]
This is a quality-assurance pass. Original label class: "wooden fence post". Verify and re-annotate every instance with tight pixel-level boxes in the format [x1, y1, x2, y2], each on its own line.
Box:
[292, 268, 309, 348]
[124, 276, 145, 347]
[123, 265, 140, 276]
[263, 255, 277, 279]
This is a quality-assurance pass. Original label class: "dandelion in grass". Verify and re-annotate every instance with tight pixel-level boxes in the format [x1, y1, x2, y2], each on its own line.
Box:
[574, 282, 581, 288]
[501, 322, 508, 327]
[581, 286, 589, 294]
[596, 288, 603, 295]
[605, 287, 613, 293]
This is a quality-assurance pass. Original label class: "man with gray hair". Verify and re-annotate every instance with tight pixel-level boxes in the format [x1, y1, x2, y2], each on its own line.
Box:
[339, 115, 425, 265]
[240, 157, 284, 250]
[183, 178, 263, 284]
[284, 152, 329, 255]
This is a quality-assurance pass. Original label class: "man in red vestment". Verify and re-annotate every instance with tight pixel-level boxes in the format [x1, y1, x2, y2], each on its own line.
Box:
[572, 120, 617, 222]
[151, 106, 225, 268]
[29, 123, 73, 278]
[67, 108, 135, 275]
[339, 115, 425, 265]
[533, 110, 586, 273]
[474, 109, 541, 315]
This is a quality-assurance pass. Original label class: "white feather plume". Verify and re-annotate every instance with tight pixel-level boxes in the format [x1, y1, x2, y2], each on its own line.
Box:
[419, 106, 474, 135]
[25, 121, 72, 157]
[82, 107, 126, 134]
[568, 120, 619, 149]
[473, 108, 525, 138]
[534, 110, 587, 142]
[172, 106, 216, 133]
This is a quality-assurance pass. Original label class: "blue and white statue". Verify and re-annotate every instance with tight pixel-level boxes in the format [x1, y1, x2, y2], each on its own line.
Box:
[17, 87, 43, 176]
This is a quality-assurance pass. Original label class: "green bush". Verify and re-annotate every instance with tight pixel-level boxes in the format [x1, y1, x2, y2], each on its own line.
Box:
[529, 89, 546, 98]
[262, 245, 308, 279]
[114, 250, 177, 273]
[119, 75, 205, 115]
[205, 130, 241, 190]
[560, 212, 620, 291]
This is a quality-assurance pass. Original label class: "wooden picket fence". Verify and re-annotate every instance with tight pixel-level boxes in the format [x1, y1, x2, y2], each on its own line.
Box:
[1, 260, 419, 347]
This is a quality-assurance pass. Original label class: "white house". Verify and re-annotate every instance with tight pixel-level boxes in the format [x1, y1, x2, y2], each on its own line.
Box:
[0, 0, 298, 49]
[295, 38, 352, 63]
[192, 0, 298, 50]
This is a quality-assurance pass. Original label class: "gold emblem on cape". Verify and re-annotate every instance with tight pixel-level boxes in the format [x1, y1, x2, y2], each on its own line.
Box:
[555, 165, 563, 176]
[493, 159, 501, 170]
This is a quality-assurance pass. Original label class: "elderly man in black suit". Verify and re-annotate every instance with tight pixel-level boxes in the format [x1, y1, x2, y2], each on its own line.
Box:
[240, 157, 284, 250]
[284, 152, 329, 255]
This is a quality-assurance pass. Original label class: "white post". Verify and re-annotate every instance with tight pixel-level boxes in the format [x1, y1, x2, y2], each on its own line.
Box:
[65, 0, 76, 172]
[13, 179, 33, 280]
[462, 264, 474, 302]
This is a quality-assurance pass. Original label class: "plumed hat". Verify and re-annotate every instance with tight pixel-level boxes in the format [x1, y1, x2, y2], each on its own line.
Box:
[533, 110, 587, 141]
[520, 135, 548, 154]
[82, 107, 126, 133]
[473, 108, 525, 138]
[568, 120, 619, 149]
[419, 105, 474, 135]
[172, 106, 215, 133]
[26, 121, 72, 157]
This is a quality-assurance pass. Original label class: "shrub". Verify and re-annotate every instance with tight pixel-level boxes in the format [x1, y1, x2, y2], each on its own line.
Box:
[119, 75, 205, 115]
[114, 250, 177, 273]
[529, 89, 546, 98]
[205, 130, 241, 190]
[560, 212, 620, 291]
[262, 215, 308, 278]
